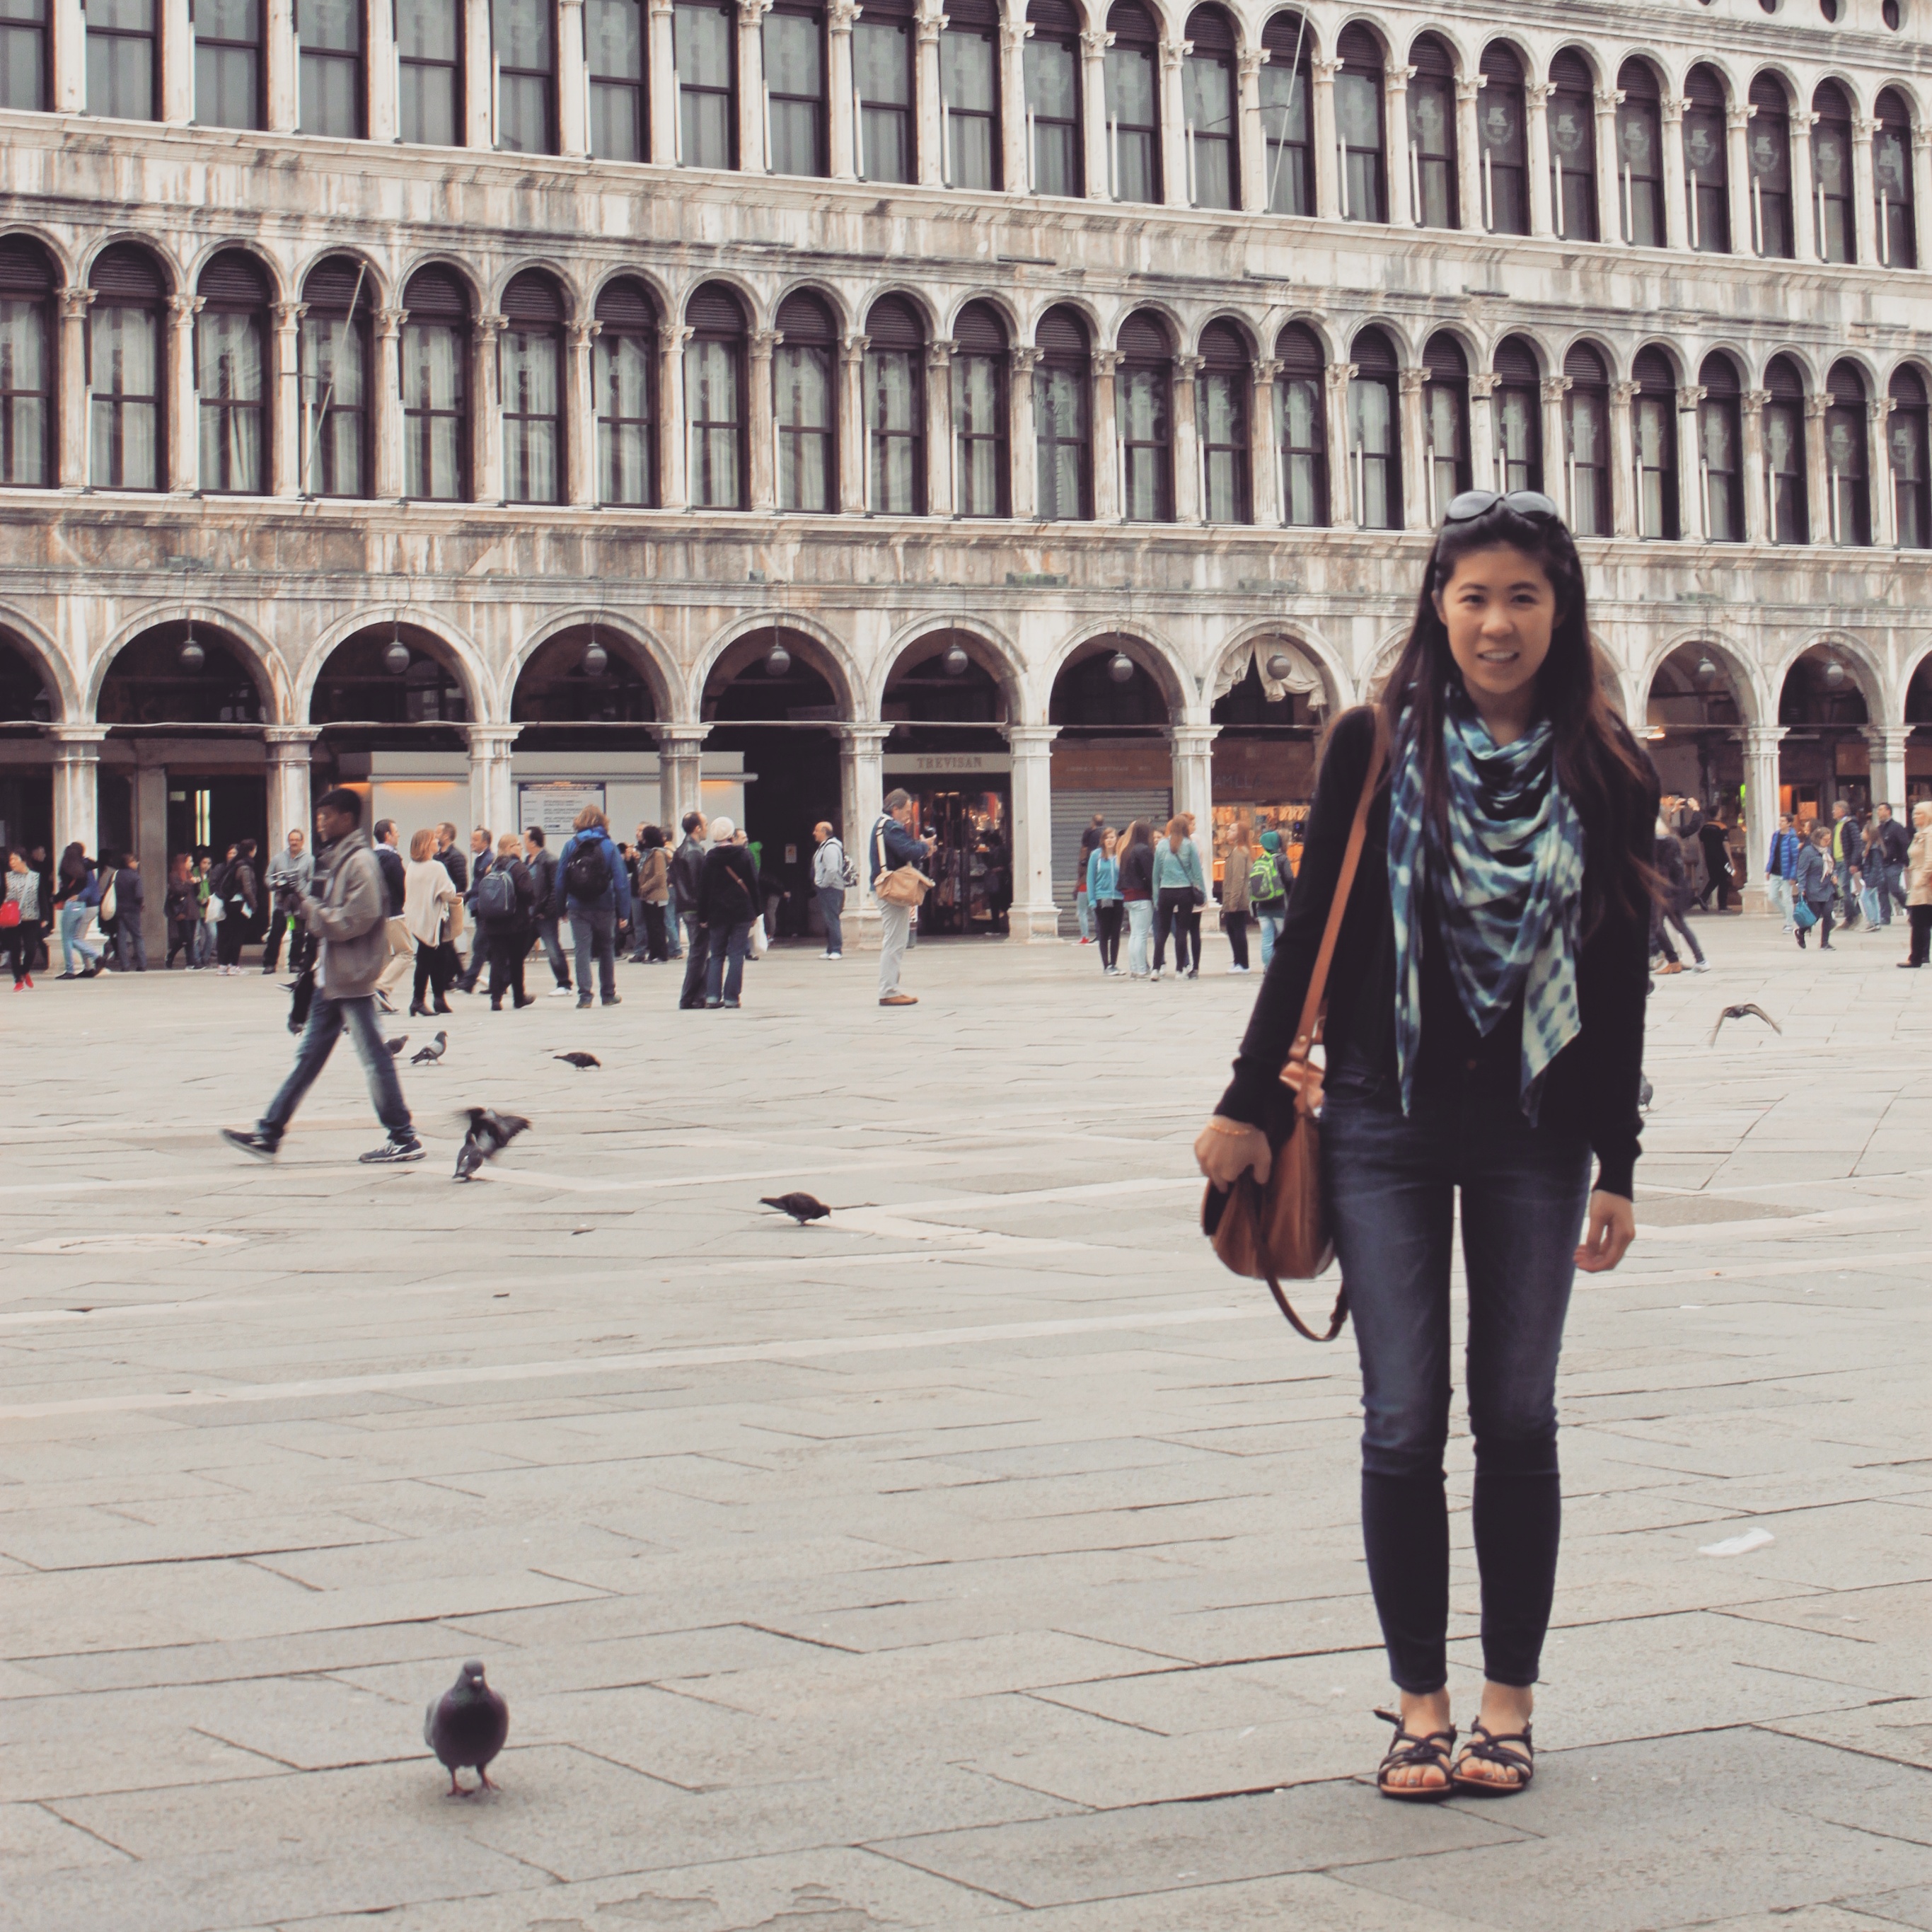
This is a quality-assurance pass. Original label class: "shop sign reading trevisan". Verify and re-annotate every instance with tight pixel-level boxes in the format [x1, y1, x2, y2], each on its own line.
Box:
[881, 752, 1013, 775]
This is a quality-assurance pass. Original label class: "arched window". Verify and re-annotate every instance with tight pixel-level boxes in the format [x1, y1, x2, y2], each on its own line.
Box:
[951, 299, 1007, 516]
[675, 0, 734, 166]
[1698, 353, 1742, 541]
[1274, 320, 1325, 526]
[1764, 352, 1807, 543]
[88, 244, 164, 490]
[685, 282, 745, 508]
[88, 0, 158, 120]
[1260, 11, 1312, 216]
[398, 0, 463, 144]
[864, 294, 923, 514]
[594, 276, 656, 506]
[1183, 6, 1237, 209]
[1105, 1, 1159, 204]
[1117, 309, 1172, 521]
[588, 0, 646, 160]
[855, 0, 913, 183]
[1747, 74, 1793, 258]
[764, 0, 826, 175]
[1034, 303, 1089, 519]
[1633, 345, 1677, 538]
[300, 255, 371, 498]
[1423, 332, 1469, 519]
[300, 0, 364, 134]
[1478, 42, 1529, 236]
[1683, 65, 1730, 253]
[0, 237, 53, 487]
[1563, 342, 1610, 536]
[0, 0, 49, 112]
[196, 250, 270, 495]
[1348, 325, 1399, 528]
[1616, 59, 1665, 245]
[774, 289, 835, 511]
[1335, 23, 1386, 224]
[399, 265, 470, 501]
[941, 0, 999, 189]
[1408, 33, 1457, 230]
[1492, 335, 1540, 494]
[1875, 88, 1916, 268]
[1891, 365, 1931, 549]
[1197, 320, 1249, 523]
[1812, 81, 1854, 262]
[1824, 359, 1870, 545]
[494, 0, 557, 152]
[1548, 50, 1597, 242]
[195, 0, 262, 129]
[500, 270, 563, 504]
[1024, 0, 1081, 196]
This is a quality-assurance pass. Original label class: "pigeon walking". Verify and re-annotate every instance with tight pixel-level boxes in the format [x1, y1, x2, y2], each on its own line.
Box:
[761, 1191, 832, 1225]
[410, 1031, 449, 1066]
[424, 1660, 508, 1796]
[385, 1035, 408, 1057]
[453, 1106, 531, 1182]
[1707, 1004, 1782, 1048]
[554, 1052, 601, 1070]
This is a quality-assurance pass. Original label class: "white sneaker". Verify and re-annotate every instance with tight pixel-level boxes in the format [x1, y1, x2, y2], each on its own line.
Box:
[1692, 959, 1711, 973]
[1227, 964, 1249, 974]
[1149, 968, 1162, 982]
[548, 985, 575, 997]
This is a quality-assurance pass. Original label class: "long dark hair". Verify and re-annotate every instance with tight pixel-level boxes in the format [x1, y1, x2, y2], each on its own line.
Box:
[1377, 501, 1658, 929]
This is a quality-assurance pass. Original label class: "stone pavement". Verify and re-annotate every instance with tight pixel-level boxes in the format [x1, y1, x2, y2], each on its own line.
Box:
[1, 910, 1929, 1932]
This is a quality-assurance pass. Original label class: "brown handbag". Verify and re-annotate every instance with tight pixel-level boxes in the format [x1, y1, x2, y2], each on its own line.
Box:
[1202, 714, 1387, 1341]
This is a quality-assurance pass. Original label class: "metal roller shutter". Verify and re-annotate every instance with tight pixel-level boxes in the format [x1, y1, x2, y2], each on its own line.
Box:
[1051, 787, 1173, 926]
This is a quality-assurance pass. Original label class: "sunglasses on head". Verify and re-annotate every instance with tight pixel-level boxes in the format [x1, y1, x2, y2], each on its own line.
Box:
[1441, 489, 1562, 526]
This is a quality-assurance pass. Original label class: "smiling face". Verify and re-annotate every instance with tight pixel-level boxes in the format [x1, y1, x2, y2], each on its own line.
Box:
[1433, 543, 1558, 736]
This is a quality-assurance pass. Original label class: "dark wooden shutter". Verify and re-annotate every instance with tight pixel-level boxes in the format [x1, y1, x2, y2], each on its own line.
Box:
[1036, 305, 1088, 359]
[1619, 58, 1660, 101]
[1350, 326, 1397, 375]
[775, 290, 835, 342]
[954, 300, 1007, 353]
[1106, 0, 1157, 42]
[1184, 6, 1233, 54]
[1261, 9, 1307, 57]
[0, 236, 54, 297]
[1814, 80, 1851, 121]
[1891, 365, 1926, 407]
[1550, 49, 1592, 93]
[402, 265, 471, 321]
[502, 271, 565, 324]
[1633, 345, 1676, 393]
[595, 276, 656, 332]
[1563, 341, 1607, 386]
[1423, 332, 1467, 381]
[1276, 321, 1323, 376]
[1198, 320, 1246, 367]
[687, 282, 746, 334]
[1410, 33, 1454, 80]
[864, 294, 924, 349]
[1749, 72, 1788, 115]
[302, 255, 374, 313]
[1026, 0, 1080, 33]
[91, 244, 167, 301]
[1479, 42, 1522, 86]
[1765, 354, 1805, 401]
[1827, 360, 1866, 405]
[1117, 311, 1169, 360]
[1699, 353, 1740, 397]
[1684, 64, 1725, 112]
[1493, 336, 1539, 383]
[1336, 23, 1381, 70]
[197, 250, 270, 307]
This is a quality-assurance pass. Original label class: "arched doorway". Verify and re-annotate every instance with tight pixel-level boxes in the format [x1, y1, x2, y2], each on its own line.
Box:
[0, 632, 55, 866]
[1778, 644, 1872, 825]
[1209, 636, 1331, 868]
[1645, 642, 1746, 821]
[1904, 655, 1932, 813]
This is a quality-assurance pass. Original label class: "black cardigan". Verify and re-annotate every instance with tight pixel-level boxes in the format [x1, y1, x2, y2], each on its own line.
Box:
[1215, 705, 1658, 1200]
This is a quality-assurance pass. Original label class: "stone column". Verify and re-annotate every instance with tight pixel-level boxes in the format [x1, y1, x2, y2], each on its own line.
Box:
[1081, 28, 1113, 201]
[467, 0, 494, 147]
[828, 0, 859, 180]
[58, 289, 92, 489]
[925, 339, 954, 516]
[1741, 388, 1769, 542]
[1173, 352, 1202, 522]
[1250, 357, 1280, 526]
[133, 750, 168, 954]
[52, 0, 83, 110]
[916, 1, 944, 187]
[1870, 395, 1897, 548]
[1398, 366, 1427, 530]
[465, 724, 522, 840]
[1866, 725, 1911, 817]
[1160, 36, 1188, 207]
[1003, 724, 1061, 940]
[1010, 344, 1039, 516]
[374, 306, 406, 499]
[1311, 57, 1338, 219]
[1467, 371, 1496, 492]
[1237, 49, 1264, 213]
[161, 0, 192, 121]
[473, 313, 505, 505]
[1539, 375, 1570, 507]
[649, 0, 676, 162]
[559, 0, 589, 155]
[1661, 96, 1688, 250]
[368, 0, 399, 140]
[739, 0, 772, 170]
[1677, 382, 1706, 540]
[267, 0, 298, 130]
[1852, 115, 1877, 266]
[1792, 110, 1820, 260]
[1743, 724, 1786, 913]
[1595, 86, 1623, 244]
[166, 294, 203, 494]
[1805, 393, 1831, 542]
[840, 331, 868, 512]
[659, 320, 691, 507]
[1609, 378, 1637, 537]
[1457, 76, 1484, 232]
[1169, 722, 1217, 848]
[1000, 15, 1030, 192]
[1728, 103, 1755, 256]
[1092, 347, 1121, 521]
[265, 727, 322, 860]
[1384, 66, 1411, 227]
[1326, 360, 1356, 527]
[1527, 81, 1554, 237]
[272, 300, 304, 497]
[835, 723, 891, 949]
[748, 327, 780, 509]
[52, 726, 108, 865]
[656, 724, 710, 831]
[567, 317, 600, 506]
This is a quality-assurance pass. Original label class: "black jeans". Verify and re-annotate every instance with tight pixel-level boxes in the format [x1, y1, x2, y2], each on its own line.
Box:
[1911, 904, 1932, 965]
[1323, 1065, 1593, 1693]
[412, 939, 452, 1011]
[1798, 896, 1834, 947]
[166, 918, 197, 967]
[1225, 909, 1250, 968]
[640, 901, 669, 960]
[262, 910, 309, 973]
[1094, 901, 1122, 969]
[216, 918, 248, 967]
[678, 916, 712, 1008]
[1153, 887, 1196, 971]
[3, 918, 36, 983]
[487, 931, 529, 1005]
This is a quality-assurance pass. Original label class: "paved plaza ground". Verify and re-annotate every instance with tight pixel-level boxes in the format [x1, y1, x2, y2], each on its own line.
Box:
[2, 910, 1931, 1932]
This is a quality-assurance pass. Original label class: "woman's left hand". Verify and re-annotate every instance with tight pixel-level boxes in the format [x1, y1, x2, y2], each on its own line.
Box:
[1574, 1191, 1636, 1273]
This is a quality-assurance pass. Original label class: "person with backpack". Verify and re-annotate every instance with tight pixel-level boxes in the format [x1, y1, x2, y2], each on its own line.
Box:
[1085, 826, 1122, 973]
[520, 827, 572, 997]
[1251, 828, 1290, 967]
[695, 815, 762, 1008]
[552, 804, 631, 1008]
[454, 828, 497, 993]
[1220, 821, 1253, 973]
[163, 854, 198, 968]
[673, 811, 711, 1009]
[811, 820, 852, 959]
[475, 832, 536, 1010]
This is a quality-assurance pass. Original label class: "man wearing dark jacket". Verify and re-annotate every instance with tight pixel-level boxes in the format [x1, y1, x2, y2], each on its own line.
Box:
[1876, 803, 1911, 922]
[696, 817, 762, 1008]
[371, 819, 411, 1012]
[871, 789, 931, 1007]
[551, 806, 631, 1008]
[1695, 814, 1734, 912]
[524, 827, 572, 995]
[456, 827, 494, 993]
[113, 852, 146, 972]
[673, 811, 710, 1010]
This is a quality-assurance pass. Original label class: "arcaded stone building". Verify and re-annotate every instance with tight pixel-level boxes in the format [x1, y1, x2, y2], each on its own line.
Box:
[0, 0, 1929, 946]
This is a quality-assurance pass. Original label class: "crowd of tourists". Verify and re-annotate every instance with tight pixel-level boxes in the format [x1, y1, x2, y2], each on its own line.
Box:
[1759, 795, 1932, 964]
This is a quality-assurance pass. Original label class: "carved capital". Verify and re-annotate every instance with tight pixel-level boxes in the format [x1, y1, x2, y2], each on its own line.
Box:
[1312, 57, 1339, 82]
[1159, 37, 1191, 71]
[1238, 50, 1264, 81]
[1384, 64, 1413, 98]
[1869, 395, 1896, 423]
[1080, 27, 1114, 57]
[1000, 18, 1034, 51]
[659, 320, 695, 352]
[567, 318, 603, 349]
[1610, 380, 1638, 405]
[1853, 114, 1879, 141]
[1010, 345, 1043, 374]
[1092, 348, 1124, 376]
[1464, 373, 1497, 400]
[1662, 96, 1687, 123]
[1457, 76, 1486, 105]
[736, 0, 771, 23]
[378, 306, 407, 339]
[167, 294, 206, 325]
[841, 333, 871, 367]
[1398, 367, 1426, 395]
[750, 327, 782, 360]
[1326, 361, 1358, 392]
[272, 300, 307, 331]
[828, 0, 862, 34]
[1677, 383, 1706, 410]
[926, 339, 957, 370]
[1805, 393, 1829, 420]
[1253, 357, 1283, 383]
[1595, 86, 1625, 112]
[474, 312, 507, 345]
[1176, 353, 1205, 381]
[1916, 127, 1932, 154]
[58, 286, 96, 320]
[1742, 388, 1769, 415]
[1796, 110, 1820, 131]
[915, 13, 944, 42]
[1540, 375, 1573, 402]
[1526, 81, 1549, 109]
[1728, 103, 1755, 132]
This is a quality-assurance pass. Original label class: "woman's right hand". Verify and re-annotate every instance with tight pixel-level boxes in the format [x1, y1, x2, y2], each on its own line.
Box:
[1194, 1117, 1273, 1189]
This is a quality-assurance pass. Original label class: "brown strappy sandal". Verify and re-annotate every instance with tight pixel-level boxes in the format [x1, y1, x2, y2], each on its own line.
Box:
[1450, 1719, 1534, 1795]
[1372, 1708, 1457, 1802]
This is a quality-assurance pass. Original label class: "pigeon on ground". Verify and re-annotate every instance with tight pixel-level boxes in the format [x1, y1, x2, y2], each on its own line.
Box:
[385, 1035, 408, 1057]
[1707, 1004, 1783, 1048]
[410, 1032, 449, 1066]
[761, 1191, 832, 1225]
[453, 1106, 531, 1182]
[554, 1051, 601, 1070]
[424, 1660, 509, 1796]
[1638, 1075, 1654, 1112]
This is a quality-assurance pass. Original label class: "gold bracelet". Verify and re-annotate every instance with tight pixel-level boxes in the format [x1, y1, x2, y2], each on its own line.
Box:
[1202, 1116, 1257, 1136]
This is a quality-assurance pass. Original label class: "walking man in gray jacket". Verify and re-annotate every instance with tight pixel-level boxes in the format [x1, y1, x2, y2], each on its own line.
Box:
[221, 789, 422, 1164]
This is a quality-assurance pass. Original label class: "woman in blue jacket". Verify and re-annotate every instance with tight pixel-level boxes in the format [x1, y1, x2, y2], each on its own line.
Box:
[1085, 828, 1122, 974]
[1151, 818, 1205, 980]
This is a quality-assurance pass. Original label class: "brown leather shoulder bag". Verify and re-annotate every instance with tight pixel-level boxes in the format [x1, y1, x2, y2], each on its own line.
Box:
[1201, 714, 1387, 1340]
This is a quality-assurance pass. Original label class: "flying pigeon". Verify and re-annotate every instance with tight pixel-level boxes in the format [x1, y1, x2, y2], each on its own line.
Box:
[410, 1032, 449, 1066]
[761, 1191, 832, 1225]
[424, 1660, 508, 1797]
[1707, 1004, 1783, 1048]
[386, 1035, 408, 1057]
[453, 1106, 531, 1182]
[554, 1052, 601, 1070]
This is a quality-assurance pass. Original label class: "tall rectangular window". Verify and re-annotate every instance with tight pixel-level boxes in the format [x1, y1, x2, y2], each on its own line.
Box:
[684, 336, 742, 506]
[1890, 397, 1928, 549]
[1275, 373, 1324, 526]
[1683, 98, 1729, 253]
[0, 0, 47, 111]
[763, 6, 824, 175]
[502, 327, 560, 502]
[1700, 396, 1740, 540]
[1034, 359, 1087, 517]
[1334, 68, 1384, 221]
[1564, 389, 1609, 536]
[775, 341, 833, 509]
[494, 0, 555, 153]
[1117, 364, 1169, 521]
[1634, 393, 1674, 537]
[0, 299, 50, 485]
[1824, 399, 1869, 545]
[300, 308, 367, 497]
[1348, 375, 1396, 528]
[1747, 105, 1792, 258]
[398, 0, 463, 143]
[401, 321, 466, 499]
[595, 330, 654, 504]
[855, 16, 910, 181]
[1408, 74, 1454, 228]
[864, 346, 919, 511]
[942, 26, 995, 189]
[1548, 75, 1597, 241]
[299, 0, 365, 136]
[1024, 34, 1078, 195]
[87, 0, 156, 119]
[90, 304, 161, 489]
[1104, 44, 1157, 202]
[1495, 385, 1538, 494]
[196, 0, 263, 128]
[1764, 399, 1806, 543]
[197, 309, 266, 493]
[1199, 369, 1246, 523]
[1423, 383, 1466, 521]
[588, 0, 644, 159]
[675, 0, 732, 165]
[1812, 103, 1854, 263]
[1875, 108, 1915, 269]
[1616, 92, 1665, 245]
[1183, 52, 1234, 208]
[1260, 47, 1309, 214]
[951, 351, 1005, 515]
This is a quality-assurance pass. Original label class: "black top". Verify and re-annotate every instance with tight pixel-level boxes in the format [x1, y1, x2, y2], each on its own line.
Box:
[698, 844, 762, 927]
[1215, 705, 1657, 1200]
[1118, 841, 1155, 898]
[376, 843, 407, 916]
[439, 844, 468, 893]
